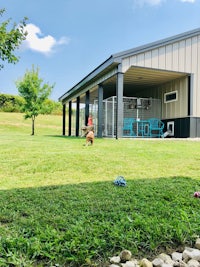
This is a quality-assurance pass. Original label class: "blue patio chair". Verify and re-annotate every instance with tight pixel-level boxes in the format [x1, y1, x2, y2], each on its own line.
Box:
[123, 118, 136, 136]
[137, 120, 150, 137]
[148, 118, 164, 138]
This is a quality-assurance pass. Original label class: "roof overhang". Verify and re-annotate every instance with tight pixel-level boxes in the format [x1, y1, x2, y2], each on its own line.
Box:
[62, 66, 189, 104]
[99, 66, 189, 100]
[59, 28, 199, 104]
[58, 56, 120, 103]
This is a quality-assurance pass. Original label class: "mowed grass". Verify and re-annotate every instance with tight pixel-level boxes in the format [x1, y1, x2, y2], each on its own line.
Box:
[0, 112, 200, 266]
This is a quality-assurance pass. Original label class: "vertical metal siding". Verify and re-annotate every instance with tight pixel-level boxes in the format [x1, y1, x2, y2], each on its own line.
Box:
[185, 39, 192, 72]
[197, 36, 200, 116]
[122, 34, 200, 117]
[178, 40, 185, 72]
[172, 42, 179, 71]
[137, 53, 145, 66]
[160, 78, 188, 119]
[151, 49, 159, 68]
[144, 51, 152, 68]
[165, 44, 173, 69]
[158, 47, 165, 69]
[130, 55, 137, 66]
[191, 36, 198, 116]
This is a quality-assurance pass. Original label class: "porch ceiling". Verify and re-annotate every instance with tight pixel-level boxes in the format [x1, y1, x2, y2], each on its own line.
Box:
[124, 66, 188, 88]
[82, 66, 189, 103]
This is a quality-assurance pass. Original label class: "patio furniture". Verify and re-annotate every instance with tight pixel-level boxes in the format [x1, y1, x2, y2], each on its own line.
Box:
[137, 120, 150, 137]
[148, 118, 164, 138]
[123, 118, 136, 136]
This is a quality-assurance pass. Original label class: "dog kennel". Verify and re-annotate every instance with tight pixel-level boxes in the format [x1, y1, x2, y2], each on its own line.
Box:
[100, 96, 162, 137]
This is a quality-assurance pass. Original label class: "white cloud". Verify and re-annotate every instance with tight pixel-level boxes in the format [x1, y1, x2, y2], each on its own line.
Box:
[180, 0, 196, 2]
[132, 0, 163, 6]
[133, 0, 196, 6]
[142, 0, 162, 5]
[23, 23, 70, 55]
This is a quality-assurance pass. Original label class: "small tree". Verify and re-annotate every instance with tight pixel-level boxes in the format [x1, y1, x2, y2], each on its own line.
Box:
[16, 66, 55, 135]
[0, 8, 27, 69]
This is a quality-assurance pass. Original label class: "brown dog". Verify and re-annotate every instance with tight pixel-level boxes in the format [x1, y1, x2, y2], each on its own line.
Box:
[86, 130, 94, 145]
[81, 125, 94, 136]
[81, 126, 94, 145]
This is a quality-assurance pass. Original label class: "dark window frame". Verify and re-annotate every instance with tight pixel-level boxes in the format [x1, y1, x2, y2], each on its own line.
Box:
[164, 90, 178, 103]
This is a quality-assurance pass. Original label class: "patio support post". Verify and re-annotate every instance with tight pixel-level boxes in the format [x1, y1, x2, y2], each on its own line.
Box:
[97, 85, 103, 137]
[85, 90, 90, 126]
[62, 103, 66, 136]
[116, 65, 124, 139]
[188, 74, 193, 117]
[68, 101, 72, 136]
[189, 74, 196, 137]
[76, 96, 80, 136]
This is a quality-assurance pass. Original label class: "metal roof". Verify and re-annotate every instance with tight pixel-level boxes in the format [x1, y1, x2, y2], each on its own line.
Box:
[59, 28, 200, 103]
[112, 27, 200, 60]
[58, 57, 118, 102]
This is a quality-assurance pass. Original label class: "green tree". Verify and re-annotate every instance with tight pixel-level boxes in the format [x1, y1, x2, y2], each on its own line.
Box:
[16, 66, 55, 135]
[0, 8, 27, 69]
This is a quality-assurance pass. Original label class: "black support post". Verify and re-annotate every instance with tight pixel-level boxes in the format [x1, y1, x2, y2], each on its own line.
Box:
[116, 65, 124, 139]
[76, 96, 80, 136]
[85, 91, 90, 126]
[62, 104, 66, 136]
[68, 101, 72, 136]
[97, 85, 103, 137]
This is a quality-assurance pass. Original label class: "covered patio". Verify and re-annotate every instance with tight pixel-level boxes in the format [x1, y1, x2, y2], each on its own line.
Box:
[59, 29, 200, 138]
[59, 64, 188, 138]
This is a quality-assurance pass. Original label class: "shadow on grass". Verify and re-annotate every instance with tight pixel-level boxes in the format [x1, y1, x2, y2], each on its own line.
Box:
[45, 135, 103, 140]
[0, 176, 200, 266]
[45, 135, 81, 139]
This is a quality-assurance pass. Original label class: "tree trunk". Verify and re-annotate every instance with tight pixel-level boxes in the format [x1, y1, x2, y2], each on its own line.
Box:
[31, 116, 35, 135]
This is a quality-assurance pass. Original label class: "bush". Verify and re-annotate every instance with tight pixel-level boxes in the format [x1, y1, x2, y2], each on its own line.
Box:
[42, 99, 63, 115]
[0, 93, 63, 115]
[0, 94, 25, 112]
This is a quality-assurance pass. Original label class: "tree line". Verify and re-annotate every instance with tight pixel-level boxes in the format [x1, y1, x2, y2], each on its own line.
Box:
[0, 93, 62, 115]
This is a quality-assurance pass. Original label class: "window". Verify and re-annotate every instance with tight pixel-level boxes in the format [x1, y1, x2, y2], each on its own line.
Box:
[164, 90, 178, 103]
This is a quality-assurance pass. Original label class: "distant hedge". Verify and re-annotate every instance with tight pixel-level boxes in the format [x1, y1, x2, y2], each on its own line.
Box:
[0, 94, 24, 112]
[0, 93, 63, 115]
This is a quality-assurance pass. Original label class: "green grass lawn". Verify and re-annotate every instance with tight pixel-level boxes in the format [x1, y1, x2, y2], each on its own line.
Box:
[0, 112, 200, 267]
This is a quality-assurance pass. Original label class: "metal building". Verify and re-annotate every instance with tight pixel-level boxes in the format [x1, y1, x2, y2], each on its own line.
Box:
[59, 28, 200, 138]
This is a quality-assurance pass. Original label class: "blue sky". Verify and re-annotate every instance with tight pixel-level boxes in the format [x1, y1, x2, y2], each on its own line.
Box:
[0, 0, 200, 101]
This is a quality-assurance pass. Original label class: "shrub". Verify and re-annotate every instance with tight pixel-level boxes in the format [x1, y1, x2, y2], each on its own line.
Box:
[0, 93, 63, 115]
[0, 93, 25, 112]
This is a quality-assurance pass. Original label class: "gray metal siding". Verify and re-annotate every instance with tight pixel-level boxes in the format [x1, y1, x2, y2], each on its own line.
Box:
[160, 77, 188, 119]
[122, 34, 200, 117]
